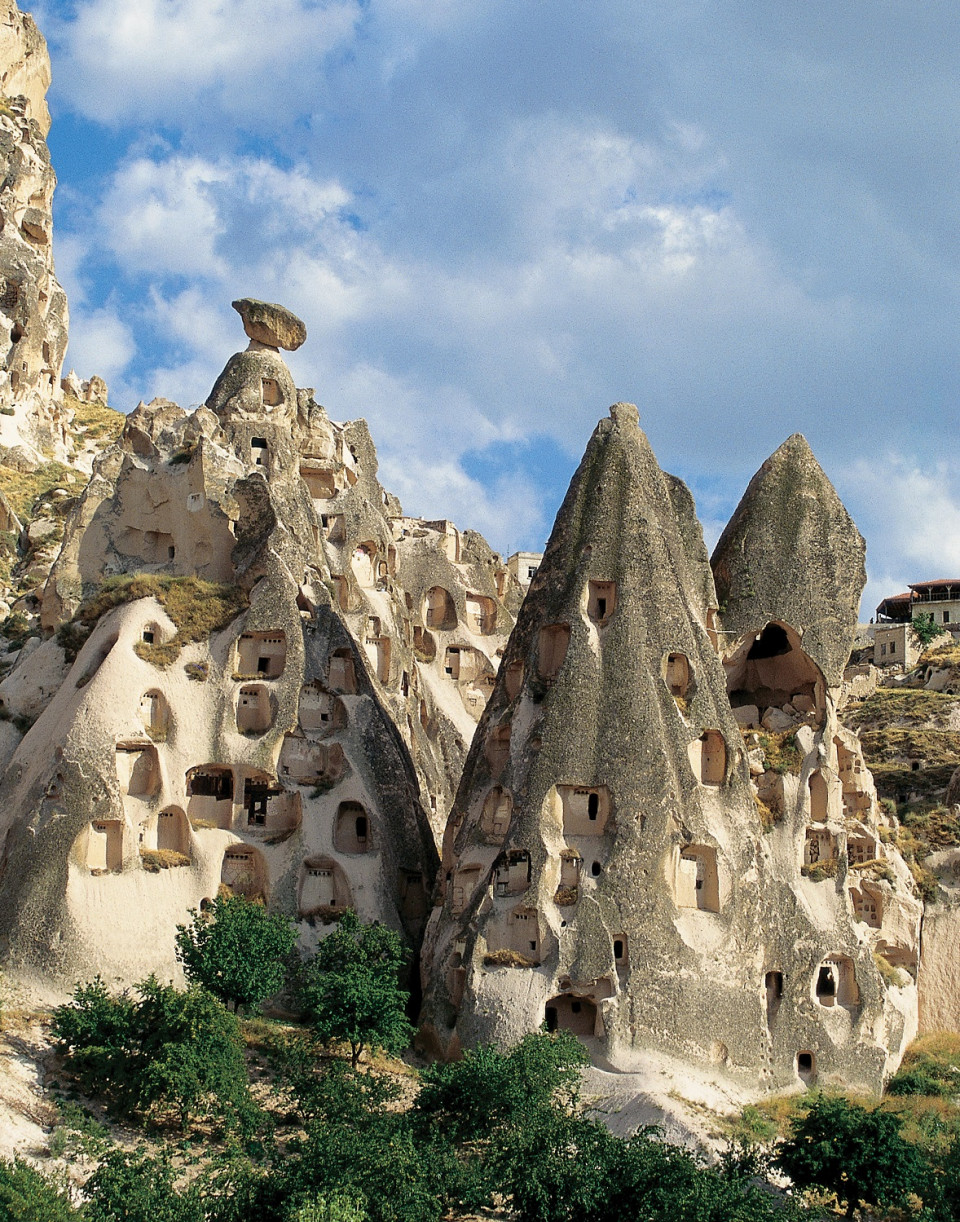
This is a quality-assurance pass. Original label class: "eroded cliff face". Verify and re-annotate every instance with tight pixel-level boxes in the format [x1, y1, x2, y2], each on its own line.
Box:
[0, 311, 520, 995]
[419, 404, 921, 1095]
[0, 0, 68, 463]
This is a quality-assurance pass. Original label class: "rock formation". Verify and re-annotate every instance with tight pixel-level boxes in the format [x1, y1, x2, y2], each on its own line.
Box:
[419, 405, 921, 1094]
[0, 0, 68, 463]
[0, 302, 521, 995]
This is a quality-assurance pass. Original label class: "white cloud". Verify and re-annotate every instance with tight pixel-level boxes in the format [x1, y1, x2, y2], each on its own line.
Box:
[839, 456, 960, 621]
[61, 306, 136, 388]
[98, 156, 231, 276]
[48, 0, 362, 126]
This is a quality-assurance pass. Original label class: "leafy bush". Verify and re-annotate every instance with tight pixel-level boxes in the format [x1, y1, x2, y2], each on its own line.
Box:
[913, 612, 943, 647]
[775, 1094, 929, 1217]
[176, 892, 297, 1015]
[0, 1157, 79, 1220]
[51, 975, 257, 1132]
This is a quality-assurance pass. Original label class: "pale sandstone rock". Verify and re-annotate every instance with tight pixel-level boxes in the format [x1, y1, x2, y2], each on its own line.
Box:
[232, 297, 307, 351]
[732, 704, 759, 728]
[0, 4, 68, 462]
[0, 306, 521, 997]
[419, 406, 919, 1094]
[761, 707, 795, 732]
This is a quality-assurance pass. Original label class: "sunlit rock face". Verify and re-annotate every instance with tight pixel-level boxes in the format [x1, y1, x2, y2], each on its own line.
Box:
[0, 322, 441, 996]
[0, 0, 69, 462]
[0, 296, 526, 997]
[420, 404, 920, 1095]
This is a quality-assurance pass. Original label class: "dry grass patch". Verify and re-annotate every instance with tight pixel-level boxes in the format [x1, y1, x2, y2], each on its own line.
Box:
[482, 949, 537, 968]
[0, 460, 79, 522]
[139, 849, 190, 872]
[59, 574, 249, 667]
[64, 393, 125, 445]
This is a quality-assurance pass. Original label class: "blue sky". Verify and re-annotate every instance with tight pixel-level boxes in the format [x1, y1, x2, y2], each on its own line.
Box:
[30, 0, 960, 616]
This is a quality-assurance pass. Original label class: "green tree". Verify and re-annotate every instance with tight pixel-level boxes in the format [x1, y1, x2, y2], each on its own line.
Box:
[775, 1093, 929, 1217]
[913, 612, 942, 647]
[298, 911, 413, 1069]
[414, 1029, 588, 1143]
[83, 1149, 202, 1222]
[175, 892, 297, 1014]
[0, 1158, 79, 1221]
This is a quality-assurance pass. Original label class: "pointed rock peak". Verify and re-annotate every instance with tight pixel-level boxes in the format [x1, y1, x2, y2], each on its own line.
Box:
[608, 401, 639, 426]
[232, 298, 306, 351]
[711, 434, 865, 685]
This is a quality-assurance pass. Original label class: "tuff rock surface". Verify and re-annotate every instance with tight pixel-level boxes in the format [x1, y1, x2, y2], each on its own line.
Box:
[0, 307, 521, 995]
[0, 0, 68, 463]
[419, 404, 920, 1094]
[232, 298, 307, 352]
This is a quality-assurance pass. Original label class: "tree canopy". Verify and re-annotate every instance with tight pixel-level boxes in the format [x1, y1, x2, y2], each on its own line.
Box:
[298, 910, 413, 1068]
[175, 892, 297, 1014]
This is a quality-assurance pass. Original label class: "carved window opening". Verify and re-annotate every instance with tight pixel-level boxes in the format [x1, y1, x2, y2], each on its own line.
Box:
[251, 437, 268, 466]
[328, 647, 357, 694]
[413, 626, 436, 662]
[141, 807, 190, 857]
[221, 846, 267, 900]
[538, 624, 570, 679]
[237, 684, 273, 734]
[335, 801, 373, 854]
[587, 580, 616, 625]
[187, 766, 234, 829]
[83, 820, 123, 872]
[465, 594, 497, 635]
[808, 770, 828, 822]
[495, 850, 531, 897]
[424, 586, 457, 631]
[676, 845, 720, 912]
[852, 886, 882, 928]
[557, 785, 610, 836]
[139, 689, 169, 737]
[544, 994, 598, 1037]
[688, 731, 726, 785]
[351, 543, 377, 589]
[444, 647, 461, 679]
[481, 786, 512, 839]
[797, 1051, 816, 1083]
[486, 723, 511, 778]
[298, 684, 346, 735]
[815, 955, 859, 1009]
[504, 660, 524, 700]
[116, 742, 160, 799]
[299, 856, 351, 916]
[765, 970, 783, 1023]
[803, 826, 836, 868]
[452, 865, 482, 914]
[236, 631, 286, 678]
[663, 652, 695, 706]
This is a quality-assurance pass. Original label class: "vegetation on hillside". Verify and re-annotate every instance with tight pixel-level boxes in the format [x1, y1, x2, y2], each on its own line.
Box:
[63, 392, 125, 447]
[0, 459, 79, 522]
[841, 688, 960, 807]
[57, 573, 249, 665]
[20, 902, 960, 1219]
